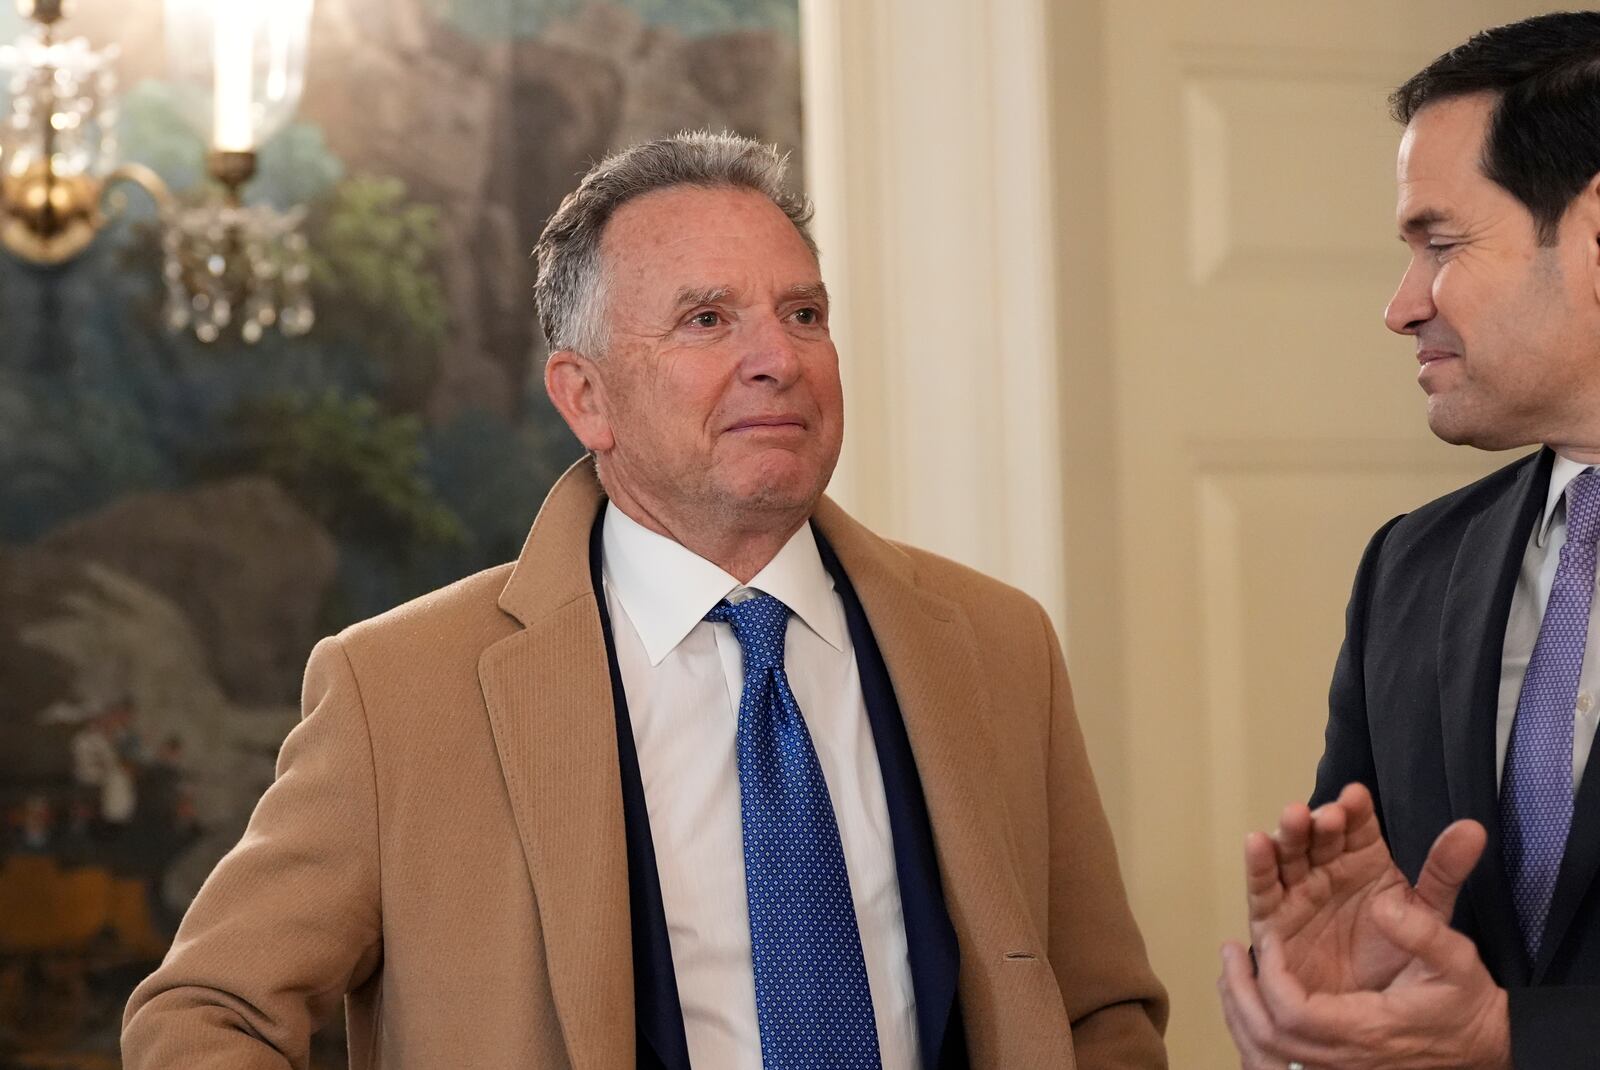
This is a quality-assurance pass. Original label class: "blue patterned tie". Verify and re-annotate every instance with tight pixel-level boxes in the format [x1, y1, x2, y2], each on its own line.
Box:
[704, 593, 881, 1069]
[1502, 467, 1600, 958]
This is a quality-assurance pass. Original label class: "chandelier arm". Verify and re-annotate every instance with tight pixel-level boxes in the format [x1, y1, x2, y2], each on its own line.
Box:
[101, 163, 176, 218]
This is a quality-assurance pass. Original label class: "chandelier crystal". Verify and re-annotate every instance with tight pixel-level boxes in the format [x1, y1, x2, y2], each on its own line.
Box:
[161, 199, 313, 344]
[0, 0, 319, 345]
[0, 0, 123, 263]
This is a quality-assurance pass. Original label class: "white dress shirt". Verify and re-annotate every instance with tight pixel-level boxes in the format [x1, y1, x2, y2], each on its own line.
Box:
[1496, 454, 1600, 791]
[600, 503, 919, 1070]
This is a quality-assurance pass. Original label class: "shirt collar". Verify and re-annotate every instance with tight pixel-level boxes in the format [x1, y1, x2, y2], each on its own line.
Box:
[600, 502, 845, 666]
[1536, 453, 1598, 547]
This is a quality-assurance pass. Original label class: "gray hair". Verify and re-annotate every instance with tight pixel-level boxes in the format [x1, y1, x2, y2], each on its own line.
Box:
[533, 130, 817, 357]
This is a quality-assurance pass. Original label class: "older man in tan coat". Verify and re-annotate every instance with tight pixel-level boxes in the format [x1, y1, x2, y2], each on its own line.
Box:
[122, 132, 1166, 1070]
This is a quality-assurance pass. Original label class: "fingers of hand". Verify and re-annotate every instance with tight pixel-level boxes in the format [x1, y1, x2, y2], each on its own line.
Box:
[1337, 781, 1382, 850]
[1368, 892, 1479, 979]
[1412, 819, 1487, 918]
[1308, 802, 1348, 868]
[1227, 939, 1350, 1067]
[1253, 932, 1313, 1024]
[1275, 803, 1315, 886]
[1245, 832, 1285, 918]
[1218, 942, 1288, 1065]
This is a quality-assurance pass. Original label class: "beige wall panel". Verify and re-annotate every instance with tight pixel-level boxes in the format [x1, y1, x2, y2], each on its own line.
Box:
[1193, 446, 1526, 923]
[1182, 56, 1402, 287]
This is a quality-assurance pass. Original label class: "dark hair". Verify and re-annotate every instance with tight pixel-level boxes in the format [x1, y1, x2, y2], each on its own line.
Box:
[1391, 11, 1600, 244]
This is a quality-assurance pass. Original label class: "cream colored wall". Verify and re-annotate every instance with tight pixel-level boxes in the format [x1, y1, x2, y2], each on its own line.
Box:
[805, 1, 1579, 1066]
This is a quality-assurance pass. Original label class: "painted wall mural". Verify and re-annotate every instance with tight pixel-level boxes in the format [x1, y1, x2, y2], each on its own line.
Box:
[0, 1, 800, 1065]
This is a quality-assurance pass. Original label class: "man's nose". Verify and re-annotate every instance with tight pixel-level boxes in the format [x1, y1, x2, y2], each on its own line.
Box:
[741, 315, 802, 386]
[1384, 258, 1434, 336]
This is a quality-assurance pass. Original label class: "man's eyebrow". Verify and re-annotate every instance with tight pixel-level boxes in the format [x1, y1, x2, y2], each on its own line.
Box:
[671, 285, 735, 310]
[669, 283, 830, 308]
[783, 282, 829, 305]
[1399, 208, 1453, 236]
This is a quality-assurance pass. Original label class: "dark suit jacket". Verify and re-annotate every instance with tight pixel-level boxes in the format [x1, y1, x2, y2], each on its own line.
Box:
[1313, 446, 1600, 1068]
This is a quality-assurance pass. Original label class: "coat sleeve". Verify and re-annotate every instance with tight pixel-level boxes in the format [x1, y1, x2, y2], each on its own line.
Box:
[1037, 602, 1170, 1069]
[1310, 515, 1405, 817]
[121, 636, 384, 1070]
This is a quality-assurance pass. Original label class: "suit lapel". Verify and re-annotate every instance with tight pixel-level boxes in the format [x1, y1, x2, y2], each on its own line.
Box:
[1539, 735, 1600, 980]
[1437, 448, 1549, 984]
[478, 461, 635, 1069]
[814, 500, 1060, 1058]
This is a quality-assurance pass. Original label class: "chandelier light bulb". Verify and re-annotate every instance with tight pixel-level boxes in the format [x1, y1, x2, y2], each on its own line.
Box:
[212, 2, 254, 151]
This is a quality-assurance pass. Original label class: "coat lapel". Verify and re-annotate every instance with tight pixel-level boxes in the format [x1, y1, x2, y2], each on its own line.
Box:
[816, 529, 962, 1067]
[813, 499, 1064, 1061]
[1437, 448, 1549, 984]
[478, 460, 635, 1069]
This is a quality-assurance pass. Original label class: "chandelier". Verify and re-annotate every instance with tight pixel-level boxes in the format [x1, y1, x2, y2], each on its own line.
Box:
[0, 0, 316, 343]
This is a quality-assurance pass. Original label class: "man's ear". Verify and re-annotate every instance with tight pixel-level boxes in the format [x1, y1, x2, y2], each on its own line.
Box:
[545, 350, 615, 453]
[1580, 170, 1600, 305]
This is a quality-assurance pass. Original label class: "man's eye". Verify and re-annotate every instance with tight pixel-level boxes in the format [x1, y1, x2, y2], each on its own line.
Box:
[1428, 241, 1458, 257]
[689, 310, 722, 328]
[793, 307, 819, 325]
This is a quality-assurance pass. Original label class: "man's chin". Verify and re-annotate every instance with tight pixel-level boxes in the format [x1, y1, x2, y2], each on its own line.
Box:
[719, 451, 834, 503]
[712, 469, 827, 517]
[718, 480, 820, 514]
[1425, 402, 1536, 452]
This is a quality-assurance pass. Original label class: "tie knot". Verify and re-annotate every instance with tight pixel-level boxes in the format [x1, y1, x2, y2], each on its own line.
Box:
[704, 592, 792, 673]
[1566, 468, 1600, 546]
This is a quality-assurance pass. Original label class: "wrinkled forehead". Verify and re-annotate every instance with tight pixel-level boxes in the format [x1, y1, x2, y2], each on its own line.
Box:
[600, 185, 822, 301]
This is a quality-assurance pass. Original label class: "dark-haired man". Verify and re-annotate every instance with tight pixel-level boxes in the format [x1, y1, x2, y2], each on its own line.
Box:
[1221, 12, 1600, 1070]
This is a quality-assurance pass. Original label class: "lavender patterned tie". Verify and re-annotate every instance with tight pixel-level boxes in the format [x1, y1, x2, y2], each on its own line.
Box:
[1501, 467, 1600, 958]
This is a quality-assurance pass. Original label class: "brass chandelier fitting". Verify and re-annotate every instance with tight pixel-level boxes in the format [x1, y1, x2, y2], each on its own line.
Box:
[0, 0, 315, 342]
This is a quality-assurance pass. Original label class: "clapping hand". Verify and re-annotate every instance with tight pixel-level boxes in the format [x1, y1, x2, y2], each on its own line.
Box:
[1217, 783, 1511, 1070]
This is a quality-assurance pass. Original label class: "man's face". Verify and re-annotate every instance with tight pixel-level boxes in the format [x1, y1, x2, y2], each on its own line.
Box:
[580, 184, 843, 528]
[1386, 93, 1600, 450]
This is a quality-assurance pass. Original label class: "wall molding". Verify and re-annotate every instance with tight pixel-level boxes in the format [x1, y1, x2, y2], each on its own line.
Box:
[800, 0, 1067, 629]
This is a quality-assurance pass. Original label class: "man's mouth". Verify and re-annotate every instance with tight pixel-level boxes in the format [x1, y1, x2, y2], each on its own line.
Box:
[727, 415, 806, 433]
